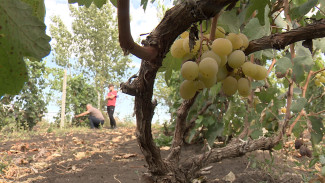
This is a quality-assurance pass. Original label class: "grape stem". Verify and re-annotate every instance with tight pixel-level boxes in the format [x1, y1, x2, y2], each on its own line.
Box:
[209, 13, 219, 41]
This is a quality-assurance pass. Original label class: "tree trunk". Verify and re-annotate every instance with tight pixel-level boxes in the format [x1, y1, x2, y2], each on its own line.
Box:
[60, 69, 67, 128]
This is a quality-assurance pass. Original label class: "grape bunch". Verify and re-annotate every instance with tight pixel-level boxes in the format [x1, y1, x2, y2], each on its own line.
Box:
[314, 71, 325, 87]
[170, 26, 268, 99]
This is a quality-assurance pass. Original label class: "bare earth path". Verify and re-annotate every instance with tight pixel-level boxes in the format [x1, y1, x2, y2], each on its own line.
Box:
[0, 127, 314, 183]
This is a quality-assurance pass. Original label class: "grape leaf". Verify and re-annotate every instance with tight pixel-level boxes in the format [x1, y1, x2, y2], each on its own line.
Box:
[310, 116, 324, 135]
[243, 18, 266, 41]
[109, 0, 117, 7]
[141, 0, 149, 11]
[218, 9, 240, 33]
[293, 44, 314, 83]
[290, 98, 307, 113]
[20, 0, 45, 21]
[68, 0, 108, 8]
[0, 0, 50, 95]
[246, 0, 270, 25]
[313, 38, 325, 53]
[290, 0, 319, 20]
[160, 52, 182, 85]
[206, 121, 223, 147]
[275, 57, 292, 74]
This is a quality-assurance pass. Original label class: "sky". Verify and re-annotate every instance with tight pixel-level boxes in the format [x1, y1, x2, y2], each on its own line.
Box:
[43, 0, 173, 124]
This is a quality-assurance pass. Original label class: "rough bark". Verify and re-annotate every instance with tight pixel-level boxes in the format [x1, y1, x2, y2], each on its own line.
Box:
[245, 19, 325, 55]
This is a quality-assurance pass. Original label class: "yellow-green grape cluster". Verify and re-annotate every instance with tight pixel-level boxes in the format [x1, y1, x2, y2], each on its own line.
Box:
[315, 71, 325, 87]
[171, 27, 268, 99]
[179, 59, 219, 99]
[241, 62, 268, 81]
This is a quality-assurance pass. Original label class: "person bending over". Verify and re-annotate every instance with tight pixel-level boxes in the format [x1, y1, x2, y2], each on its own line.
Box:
[75, 104, 104, 129]
[106, 84, 117, 129]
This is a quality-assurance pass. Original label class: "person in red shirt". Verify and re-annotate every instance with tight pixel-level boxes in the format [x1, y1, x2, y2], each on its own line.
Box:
[106, 84, 117, 129]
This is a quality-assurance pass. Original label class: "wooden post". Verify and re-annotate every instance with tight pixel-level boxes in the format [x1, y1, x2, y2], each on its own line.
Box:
[60, 69, 67, 128]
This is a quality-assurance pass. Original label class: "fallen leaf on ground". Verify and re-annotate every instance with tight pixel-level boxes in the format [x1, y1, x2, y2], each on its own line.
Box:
[113, 153, 137, 160]
[223, 171, 236, 182]
[160, 146, 170, 151]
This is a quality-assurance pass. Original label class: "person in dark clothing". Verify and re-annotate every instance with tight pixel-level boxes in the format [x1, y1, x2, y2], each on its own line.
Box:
[75, 104, 104, 129]
[106, 84, 117, 129]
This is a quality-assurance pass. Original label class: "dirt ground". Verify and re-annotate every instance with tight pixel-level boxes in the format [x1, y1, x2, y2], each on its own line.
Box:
[0, 126, 319, 183]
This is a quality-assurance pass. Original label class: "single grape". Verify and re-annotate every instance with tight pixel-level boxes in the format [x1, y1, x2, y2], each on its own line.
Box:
[226, 33, 243, 50]
[217, 65, 228, 82]
[211, 38, 233, 56]
[253, 65, 268, 80]
[319, 76, 325, 83]
[228, 50, 245, 69]
[215, 26, 226, 38]
[199, 58, 219, 79]
[180, 31, 189, 39]
[183, 37, 200, 54]
[315, 79, 322, 87]
[201, 50, 221, 65]
[222, 76, 237, 96]
[238, 33, 249, 50]
[181, 61, 199, 81]
[241, 62, 257, 78]
[237, 78, 251, 97]
[201, 42, 210, 53]
[199, 74, 217, 88]
[179, 80, 197, 99]
[171, 39, 186, 58]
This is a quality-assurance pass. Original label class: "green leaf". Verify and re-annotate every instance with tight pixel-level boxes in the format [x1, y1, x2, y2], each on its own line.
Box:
[0, 0, 50, 95]
[273, 141, 283, 150]
[206, 122, 223, 147]
[251, 80, 265, 89]
[319, 155, 325, 165]
[314, 38, 325, 53]
[293, 44, 314, 83]
[251, 128, 263, 139]
[246, 0, 269, 25]
[20, 0, 45, 21]
[94, 0, 107, 8]
[256, 88, 277, 103]
[141, 0, 149, 11]
[290, 0, 319, 20]
[309, 158, 319, 168]
[291, 98, 307, 113]
[0, 0, 50, 59]
[68, 0, 93, 8]
[218, 9, 240, 33]
[243, 18, 266, 41]
[275, 57, 292, 74]
[109, 0, 117, 7]
[161, 52, 182, 84]
[311, 132, 323, 145]
[310, 116, 324, 135]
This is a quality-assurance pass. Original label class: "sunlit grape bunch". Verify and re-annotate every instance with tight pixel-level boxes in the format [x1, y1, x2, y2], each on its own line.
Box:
[314, 71, 325, 87]
[170, 26, 268, 99]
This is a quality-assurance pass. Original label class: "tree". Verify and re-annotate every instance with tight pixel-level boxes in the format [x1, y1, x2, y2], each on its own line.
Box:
[69, 3, 131, 108]
[49, 15, 74, 128]
[0, 59, 49, 130]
